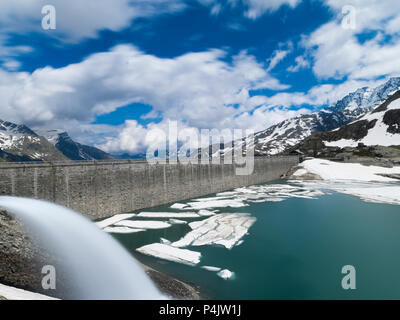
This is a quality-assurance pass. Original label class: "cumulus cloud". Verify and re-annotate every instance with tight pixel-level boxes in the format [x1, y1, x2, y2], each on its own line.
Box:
[98, 105, 311, 155]
[0, 0, 302, 42]
[0, 44, 293, 153]
[263, 78, 384, 110]
[0, 0, 187, 41]
[302, 0, 400, 80]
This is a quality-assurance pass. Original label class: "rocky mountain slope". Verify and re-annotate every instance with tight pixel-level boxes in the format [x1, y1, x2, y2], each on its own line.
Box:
[321, 90, 400, 148]
[0, 120, 67, 162]
[39, 130, 114, 161]
[209, 77, 400, 157]
[0, 121, 113, 162]
[286, 90, 400, 165]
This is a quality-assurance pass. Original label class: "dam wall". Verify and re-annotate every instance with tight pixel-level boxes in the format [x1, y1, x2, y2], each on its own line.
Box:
[0, 157, 298, 220]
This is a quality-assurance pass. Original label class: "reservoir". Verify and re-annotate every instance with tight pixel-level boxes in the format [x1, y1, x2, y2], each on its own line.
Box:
[107, 180, 400, 299]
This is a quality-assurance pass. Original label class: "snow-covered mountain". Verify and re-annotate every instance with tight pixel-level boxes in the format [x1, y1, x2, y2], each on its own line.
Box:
[0, 120, 67, 161]
[213, 77, 400, 157]
[321, 90, 400, 148]
[0, 121, 114, 162]
[37, 130, 114, 161]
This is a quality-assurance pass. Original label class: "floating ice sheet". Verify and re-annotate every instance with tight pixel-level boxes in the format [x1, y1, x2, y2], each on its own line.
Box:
[160, 238, 171, 245]
[182, 184, 325, 210]
[137, 243, 201, 265]
[201, 266, 221, 272]
[116, 220, 171, 230]
[137, 212, 199, 218]
[217, 269, 234, 280]
[186, 199, 249, 210]
[169, 218, 187, 224]
[95, 213, 136, 229]
[170, 203, 188, 209]
[103, 226, 145, 234]
[172, 213, 256, 250]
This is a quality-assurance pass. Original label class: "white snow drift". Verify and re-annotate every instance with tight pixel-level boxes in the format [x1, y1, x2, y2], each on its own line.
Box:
[292, 159, 400, 205]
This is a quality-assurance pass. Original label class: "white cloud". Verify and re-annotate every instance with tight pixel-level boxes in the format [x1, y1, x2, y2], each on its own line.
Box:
[98, 105, 311, 154]
[2, 59, 21, 71]
[302, 0, 400, 80]
[267, 48, 291, 72]
[287, 55, 309, 72]
[0, 44, 292, 153]
[263, 78, 383, 109]
[0, 0, 186, 42]
[243, 0, 300, 19]
[0, 0, 302, 43]
[197, 0, 301, 19]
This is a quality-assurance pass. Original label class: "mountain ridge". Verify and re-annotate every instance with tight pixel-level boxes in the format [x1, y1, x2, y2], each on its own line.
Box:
[0, 122, 113, 162]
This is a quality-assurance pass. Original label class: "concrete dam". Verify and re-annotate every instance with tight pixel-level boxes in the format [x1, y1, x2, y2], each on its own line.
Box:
[0, 157, 298, 220]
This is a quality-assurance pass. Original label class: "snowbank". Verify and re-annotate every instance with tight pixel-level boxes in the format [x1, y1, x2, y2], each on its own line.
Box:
[296, 159, 400, 182]
[292, 159, 400, 205]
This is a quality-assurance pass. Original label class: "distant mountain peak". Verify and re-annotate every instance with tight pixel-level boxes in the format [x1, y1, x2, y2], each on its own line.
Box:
[218, 77, 400, 157]
[0, 123, 114, 162]
[38, 129, 114, 161]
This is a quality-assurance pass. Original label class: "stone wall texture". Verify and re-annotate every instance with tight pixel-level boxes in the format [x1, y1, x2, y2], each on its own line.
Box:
[0, 157, 298, 220]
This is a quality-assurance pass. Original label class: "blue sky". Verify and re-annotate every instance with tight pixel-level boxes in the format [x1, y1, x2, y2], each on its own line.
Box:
[0, 0, 399, 154]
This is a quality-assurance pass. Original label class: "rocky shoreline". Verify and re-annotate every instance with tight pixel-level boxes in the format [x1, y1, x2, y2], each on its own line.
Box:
[0, 210, 201, 300]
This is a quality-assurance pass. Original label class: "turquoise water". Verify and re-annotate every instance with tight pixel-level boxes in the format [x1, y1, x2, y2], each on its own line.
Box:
[111, 182, 400, 299]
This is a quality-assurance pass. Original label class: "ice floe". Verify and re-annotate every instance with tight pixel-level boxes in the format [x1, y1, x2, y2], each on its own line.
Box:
[198, 209, 217, 216]
[185, 199, 249, 210]
[137, 243, 201, 265]
[171, 213, 256, 250]
[178, 184, 325, 211]
[160, 238, 171, 245]
[170, 203, 188, 209]
[137, 212, 200, 218]
[95, 213, 136, 229]
[103, 226, 145, 234]
[217, 269, 234, 280]
[115, 220, 171, 230]
[169, 218, 187, 224]
[201, 266, 222, 272]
